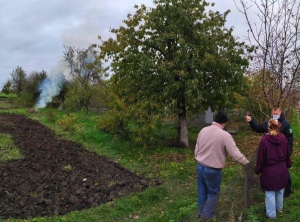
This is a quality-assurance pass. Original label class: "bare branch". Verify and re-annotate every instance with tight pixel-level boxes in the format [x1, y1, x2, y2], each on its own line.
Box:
[237, 0, 300, 111]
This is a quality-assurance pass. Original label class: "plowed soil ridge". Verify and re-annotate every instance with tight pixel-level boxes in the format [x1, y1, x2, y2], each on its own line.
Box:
[0, 114, 149, 219]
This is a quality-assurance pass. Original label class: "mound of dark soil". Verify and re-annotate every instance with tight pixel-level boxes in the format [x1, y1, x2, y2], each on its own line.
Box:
[0, 114, 152, 219]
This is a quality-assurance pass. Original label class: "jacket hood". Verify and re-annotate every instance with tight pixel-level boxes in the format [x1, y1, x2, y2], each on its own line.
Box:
[265, 133, 286, 144]
[279, 112, 285, 122]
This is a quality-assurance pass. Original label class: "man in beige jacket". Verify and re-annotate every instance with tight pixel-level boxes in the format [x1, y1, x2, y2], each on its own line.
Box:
[195, 110, 249, 220]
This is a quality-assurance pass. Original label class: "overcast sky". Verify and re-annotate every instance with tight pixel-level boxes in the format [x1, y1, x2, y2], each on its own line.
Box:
[0, 0, 252, 88]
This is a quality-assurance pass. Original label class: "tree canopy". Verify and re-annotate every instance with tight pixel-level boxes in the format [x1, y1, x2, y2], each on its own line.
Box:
[100, 0, 252, 147]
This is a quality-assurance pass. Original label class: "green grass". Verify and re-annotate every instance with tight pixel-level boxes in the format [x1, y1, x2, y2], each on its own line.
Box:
[0, 133, 23, 161]
[0, 92, 17, 98]
[0, 105, 299, 222]
[0, 92, 8, 98]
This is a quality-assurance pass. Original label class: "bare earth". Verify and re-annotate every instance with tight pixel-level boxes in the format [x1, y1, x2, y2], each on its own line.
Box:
[0, 113, 152, 219]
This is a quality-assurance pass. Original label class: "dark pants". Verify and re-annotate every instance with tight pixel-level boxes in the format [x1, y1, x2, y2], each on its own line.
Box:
[196, 163, 222, 218]
[285, 169, 292, 197]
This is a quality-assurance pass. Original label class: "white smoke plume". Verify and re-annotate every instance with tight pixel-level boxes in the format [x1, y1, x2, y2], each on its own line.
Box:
[35, 72, 65, 109]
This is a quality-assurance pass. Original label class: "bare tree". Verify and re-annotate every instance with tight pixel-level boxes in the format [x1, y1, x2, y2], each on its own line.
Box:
[63, 44, 102, 83]
[63, 44, 105, 116]
[236, 0, 300, 113]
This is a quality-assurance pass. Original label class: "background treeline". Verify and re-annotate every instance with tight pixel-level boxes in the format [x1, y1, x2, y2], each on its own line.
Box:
[2, 0, 300, 148]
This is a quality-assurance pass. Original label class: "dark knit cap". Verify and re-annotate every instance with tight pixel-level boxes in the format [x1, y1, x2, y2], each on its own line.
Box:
[214, 110, 228, 123]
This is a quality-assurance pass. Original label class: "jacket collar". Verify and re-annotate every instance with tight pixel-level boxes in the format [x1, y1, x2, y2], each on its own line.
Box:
[212, 121, 224, 129]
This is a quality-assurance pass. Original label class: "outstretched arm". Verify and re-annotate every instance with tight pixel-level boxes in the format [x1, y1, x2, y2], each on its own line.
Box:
[248, 118, 268, 134]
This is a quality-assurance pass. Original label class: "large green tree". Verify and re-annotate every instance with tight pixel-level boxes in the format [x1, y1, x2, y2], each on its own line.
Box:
[99, 0, 251, 147]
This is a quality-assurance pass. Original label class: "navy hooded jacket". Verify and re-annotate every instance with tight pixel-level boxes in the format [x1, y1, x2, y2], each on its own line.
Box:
[249, 113, 293, 155]
[254, 133, 292, 191]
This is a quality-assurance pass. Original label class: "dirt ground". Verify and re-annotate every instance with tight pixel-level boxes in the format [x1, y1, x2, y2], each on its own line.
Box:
[0, 113, 151, 219]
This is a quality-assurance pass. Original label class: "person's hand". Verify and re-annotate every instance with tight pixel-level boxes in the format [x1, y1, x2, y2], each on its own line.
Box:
[246, 115, 251, 122]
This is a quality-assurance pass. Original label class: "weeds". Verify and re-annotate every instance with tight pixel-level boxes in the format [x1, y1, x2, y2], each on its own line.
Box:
[244, 206, 260, 222]
[0, 133, 23, 161]
[63, 164, 72, 171]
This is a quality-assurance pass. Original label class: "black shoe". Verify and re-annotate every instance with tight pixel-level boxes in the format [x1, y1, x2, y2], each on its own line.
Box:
[266, 215, 276, 220]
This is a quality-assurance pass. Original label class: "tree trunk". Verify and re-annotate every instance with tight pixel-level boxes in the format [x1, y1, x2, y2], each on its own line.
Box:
[179, 118, 189, 148]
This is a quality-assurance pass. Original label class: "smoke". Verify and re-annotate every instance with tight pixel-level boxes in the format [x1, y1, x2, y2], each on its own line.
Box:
[35, 73, 65, 109]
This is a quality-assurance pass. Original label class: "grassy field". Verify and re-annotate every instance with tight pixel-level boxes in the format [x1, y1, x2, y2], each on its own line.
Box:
[0, 100, 299, 222]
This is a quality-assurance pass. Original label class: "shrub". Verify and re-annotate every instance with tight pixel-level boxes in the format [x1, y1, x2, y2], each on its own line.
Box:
[56, 113, 79, 132]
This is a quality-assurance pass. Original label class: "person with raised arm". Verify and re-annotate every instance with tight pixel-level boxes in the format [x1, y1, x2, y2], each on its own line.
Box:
[246, 106, 293, 197]
[254, 118, 292, 219]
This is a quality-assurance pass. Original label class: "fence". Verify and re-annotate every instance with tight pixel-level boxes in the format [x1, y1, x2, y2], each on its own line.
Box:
[215, 149, 261, 220]
[189, 109, 251, 134]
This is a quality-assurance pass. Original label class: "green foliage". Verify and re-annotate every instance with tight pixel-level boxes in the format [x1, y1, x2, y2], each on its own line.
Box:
[244, 206, 260, 222]
[292, 111, 300, 139]
[63, 164, 73, 171]
[99, 0, 252, 146]
[12, 94, 36, 107]
[62, 45, 106, 116]
[46, 109, 57, 123]
[63, 78, 106, 117]
[23, 70, 47, 102]
[175, 202, 198, 219]
[10, 66, 27, 97]
[56, 113, 83, 133]
[5, 69, 48, 108]
[96, 88, 165, 145]
[0, 93, 8, 99]
[96, 109, 129, 135]
[63, 80, 82, 112]
[0, 133, 23, 161]
[1, 80, 13, 95]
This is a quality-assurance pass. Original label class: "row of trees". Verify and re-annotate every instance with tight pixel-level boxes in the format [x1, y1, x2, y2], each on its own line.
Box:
[2, 66, 48, 104]
[2, 0, 300, 148]
[2, 45, 107, 116]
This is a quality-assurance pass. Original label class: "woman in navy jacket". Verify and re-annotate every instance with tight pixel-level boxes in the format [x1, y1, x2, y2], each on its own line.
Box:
[254, 118, 292, 219]
[246, 106, 293, 197]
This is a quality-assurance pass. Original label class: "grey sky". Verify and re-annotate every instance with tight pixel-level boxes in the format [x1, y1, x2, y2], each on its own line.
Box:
[0, 0, 252, 88]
